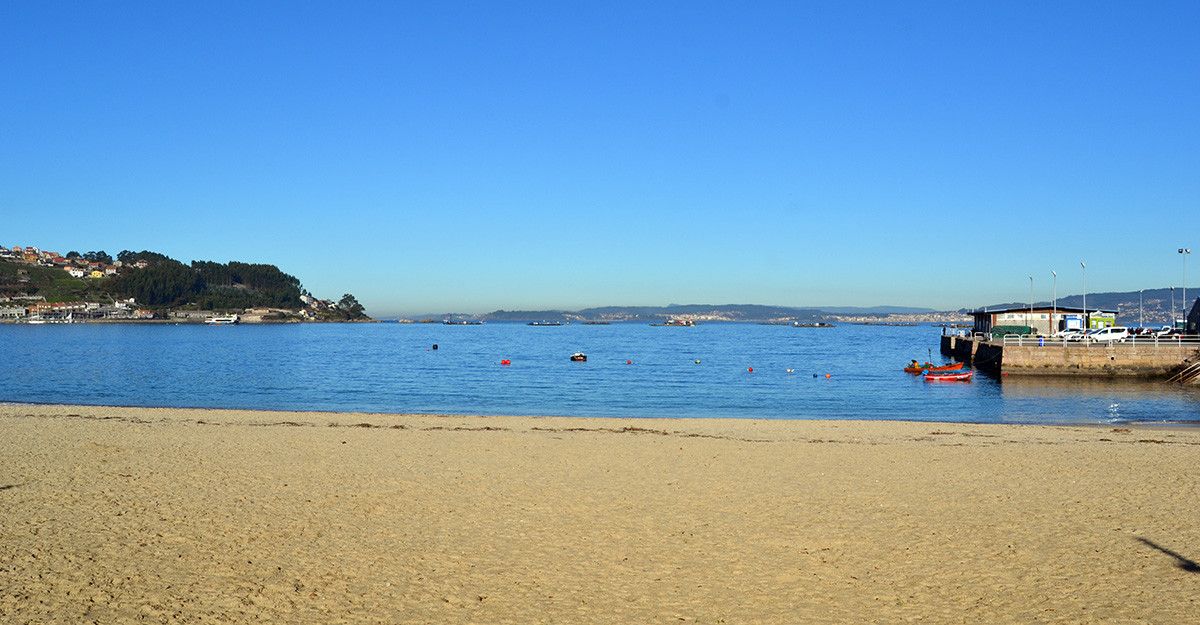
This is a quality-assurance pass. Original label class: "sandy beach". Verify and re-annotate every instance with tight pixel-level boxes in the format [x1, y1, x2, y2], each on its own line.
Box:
[1, 404, 1198, 623]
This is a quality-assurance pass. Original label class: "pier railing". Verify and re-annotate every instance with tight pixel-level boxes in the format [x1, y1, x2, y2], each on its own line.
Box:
[999, 334, 1200, 348]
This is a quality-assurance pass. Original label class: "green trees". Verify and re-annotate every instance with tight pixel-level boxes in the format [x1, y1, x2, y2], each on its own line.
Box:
[116, 250, 174, 265]
[338, 293, 367, 319]
[108, 259, 203, 306]
[8, 246, 362, 317]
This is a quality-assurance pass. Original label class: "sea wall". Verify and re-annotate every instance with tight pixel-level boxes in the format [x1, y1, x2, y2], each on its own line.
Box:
[1000, 343, 1196, 378]
[940, 335, 1200, 381]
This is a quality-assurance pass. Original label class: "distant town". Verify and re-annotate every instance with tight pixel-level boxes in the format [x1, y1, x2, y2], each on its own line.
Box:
[0, 244, 370, 323]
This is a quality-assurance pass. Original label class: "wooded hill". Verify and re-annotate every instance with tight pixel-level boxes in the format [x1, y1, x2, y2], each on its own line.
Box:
[2, 249, 368, 319]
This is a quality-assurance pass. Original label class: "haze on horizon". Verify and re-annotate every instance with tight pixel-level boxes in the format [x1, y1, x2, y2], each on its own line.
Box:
[2, 2, 1197, 318]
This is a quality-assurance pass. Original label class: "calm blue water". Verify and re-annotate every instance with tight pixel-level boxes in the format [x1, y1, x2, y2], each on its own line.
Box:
[2, 323, 1198, 424]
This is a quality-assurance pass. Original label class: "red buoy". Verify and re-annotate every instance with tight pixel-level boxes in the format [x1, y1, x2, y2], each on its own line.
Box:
[500, 359, 511, 366]
[747, 367, 754, 373]
[626, 359, 632, 365]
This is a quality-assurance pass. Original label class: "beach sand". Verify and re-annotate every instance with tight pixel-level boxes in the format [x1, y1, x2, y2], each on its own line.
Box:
[2, 404, 1198, 623]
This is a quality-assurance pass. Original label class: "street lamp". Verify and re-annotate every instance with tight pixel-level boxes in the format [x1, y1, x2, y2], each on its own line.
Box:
[1139, 289, 1144, 328]
[1081, 260, 1087, 329]
[1051, 270, 1057, 334]
[1180, 248, 1191, 328]
[1171, 287, 1176, 329]
[1028, 276, 1034, 333]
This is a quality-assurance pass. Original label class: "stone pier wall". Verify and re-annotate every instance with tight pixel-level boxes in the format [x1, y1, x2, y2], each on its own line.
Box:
[940, 335, 1199, 380]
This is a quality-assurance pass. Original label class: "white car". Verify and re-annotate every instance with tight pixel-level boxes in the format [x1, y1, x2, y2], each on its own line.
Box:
[1055, 329, 1087, 342]
[1085, 326, 1129, 343]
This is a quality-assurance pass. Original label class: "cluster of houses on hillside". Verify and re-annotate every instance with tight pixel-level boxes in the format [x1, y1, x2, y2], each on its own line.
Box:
[0, 297, 156, 321]
[0, 244, 147, 279]
[2, 244, 359, 323]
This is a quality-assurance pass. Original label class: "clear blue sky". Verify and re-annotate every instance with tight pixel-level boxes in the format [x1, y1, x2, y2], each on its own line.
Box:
[3, 2, 1197, 317]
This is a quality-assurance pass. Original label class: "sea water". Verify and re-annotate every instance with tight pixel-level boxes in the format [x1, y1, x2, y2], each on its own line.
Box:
[2, 322, 1198, 424]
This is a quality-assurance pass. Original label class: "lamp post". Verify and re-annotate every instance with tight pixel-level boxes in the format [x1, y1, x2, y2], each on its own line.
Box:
[1171, 287, 1176, 329]
[1139, 290, 1144, 329]
[1051, 270, 1057, 334]
[1180, 248, 1191, 329]
[1081, 260, 1087, 329]
[1028, 276, 1034, 333]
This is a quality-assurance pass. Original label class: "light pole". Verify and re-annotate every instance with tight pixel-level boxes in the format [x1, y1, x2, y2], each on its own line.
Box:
[1028, 276, 1034, 333]
[1081, 260, 1087, 329]
[1171, 287, 1176, 329]
[1180, 248, 1191, 328]
[1139, 290, 1144, 328]
[1051, 270, 1057, 334]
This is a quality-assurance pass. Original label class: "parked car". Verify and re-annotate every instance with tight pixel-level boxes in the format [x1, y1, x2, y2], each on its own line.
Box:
[1055, 329, 1087, 342]
[1085, 326, 1130, 343]
[1154, 326, 1177, 338]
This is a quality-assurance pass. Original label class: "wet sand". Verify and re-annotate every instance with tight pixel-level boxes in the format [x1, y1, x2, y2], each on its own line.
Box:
[2, 404, 1198, 623]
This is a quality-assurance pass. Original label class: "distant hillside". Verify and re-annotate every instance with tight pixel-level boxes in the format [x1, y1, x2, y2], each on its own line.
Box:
[981, 287, 1199, 325]
[1, 248, 369, 320]
[419, 304, 931, 323]
[810, 305, 936, 315]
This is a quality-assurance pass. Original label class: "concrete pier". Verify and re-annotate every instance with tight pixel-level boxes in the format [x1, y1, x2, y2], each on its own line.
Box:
[940, 335, 1200, 382]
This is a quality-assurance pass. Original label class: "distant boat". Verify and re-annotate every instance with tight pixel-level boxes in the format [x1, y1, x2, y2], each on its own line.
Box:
[443, 319, 484, 325]
[528, 321, 564, 326]
[792, 321, 835, 328]
[205, 314, 239, 325]
[582, 320, 611, 325]
[651, 318, 695, 327]
[569, 352, 587, 362]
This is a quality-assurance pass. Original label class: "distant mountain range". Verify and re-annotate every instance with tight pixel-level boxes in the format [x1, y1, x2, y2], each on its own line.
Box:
[979, 287, 1199, 325]
[418, 303, 939, 323]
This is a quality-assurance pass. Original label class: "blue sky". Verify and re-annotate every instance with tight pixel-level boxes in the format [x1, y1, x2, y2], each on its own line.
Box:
[2, 2, 1197, 317]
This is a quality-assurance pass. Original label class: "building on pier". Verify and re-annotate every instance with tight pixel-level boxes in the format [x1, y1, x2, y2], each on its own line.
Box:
[971, 305, 1118, 336]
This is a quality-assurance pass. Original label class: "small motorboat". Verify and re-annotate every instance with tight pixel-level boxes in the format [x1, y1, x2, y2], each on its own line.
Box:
[923, 369, 973, 382]
[569, 352, 587, 362]
[904, 361, 964, 374]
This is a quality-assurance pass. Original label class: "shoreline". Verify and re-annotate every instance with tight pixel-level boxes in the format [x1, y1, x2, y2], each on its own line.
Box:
[4, 403, 1198, 623]
[3, 401, 1199, 429]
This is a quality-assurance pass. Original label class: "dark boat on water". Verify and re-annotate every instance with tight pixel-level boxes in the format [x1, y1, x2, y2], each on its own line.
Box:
[529, 321, 564, 326]
[570, 352, 587, 362]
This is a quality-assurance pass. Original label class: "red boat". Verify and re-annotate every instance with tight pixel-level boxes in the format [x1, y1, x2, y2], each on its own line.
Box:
[904, 361, 965, 374]
[923, 369, 973, 382]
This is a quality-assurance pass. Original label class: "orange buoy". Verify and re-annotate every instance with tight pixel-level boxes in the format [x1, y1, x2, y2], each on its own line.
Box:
[500, 359, 511, 366]
[825, 373, 831, 378]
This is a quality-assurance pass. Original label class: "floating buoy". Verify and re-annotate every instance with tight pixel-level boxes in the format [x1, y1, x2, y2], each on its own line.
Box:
[786, 368, 794, 374]
[626, 359, 632, 365]
[432, 344, 438, 350]
[694, 359, 701, 365]
[813, 373, 818, 378]
[825, 373, 831, 379]
[747, 367, 754, 373]
[500, 359, 511, 366]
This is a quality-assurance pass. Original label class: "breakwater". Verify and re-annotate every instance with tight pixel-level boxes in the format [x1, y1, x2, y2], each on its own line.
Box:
[941, 335, 1200, 382]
